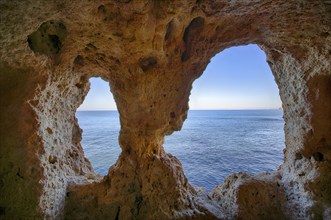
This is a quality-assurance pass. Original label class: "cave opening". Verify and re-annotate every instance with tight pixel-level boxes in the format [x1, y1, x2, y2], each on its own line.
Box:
[76, 77, 121, 176]
[164, 44, 285, 192]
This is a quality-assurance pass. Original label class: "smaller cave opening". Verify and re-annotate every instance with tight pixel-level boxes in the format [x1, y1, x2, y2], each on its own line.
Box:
[76, 77, 121, 175]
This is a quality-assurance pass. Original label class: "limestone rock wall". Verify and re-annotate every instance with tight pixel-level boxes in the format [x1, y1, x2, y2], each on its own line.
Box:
[0, 0, 330, 219]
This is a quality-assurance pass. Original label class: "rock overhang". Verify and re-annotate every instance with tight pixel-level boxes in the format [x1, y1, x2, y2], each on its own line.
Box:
[0, 0, 330, 219]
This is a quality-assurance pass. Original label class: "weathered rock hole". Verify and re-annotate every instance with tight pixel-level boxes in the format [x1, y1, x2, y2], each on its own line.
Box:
[313, 152, 324, 161]
[73, 55, 84, 66]
[165, 44, 285, 192]
[27, 20, 67, 55]
[164, 19, 175, 43]
[182, 17, 205, 61]
[76, 77, 121, 175]
[139, 57, 157, 72]
[97, 5, 106, 14]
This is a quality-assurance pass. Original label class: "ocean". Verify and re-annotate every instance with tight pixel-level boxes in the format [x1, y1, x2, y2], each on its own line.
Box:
[76, 110, 284, 192]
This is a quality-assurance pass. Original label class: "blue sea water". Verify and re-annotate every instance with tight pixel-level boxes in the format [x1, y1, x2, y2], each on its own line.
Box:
[76, 110, 285, 192]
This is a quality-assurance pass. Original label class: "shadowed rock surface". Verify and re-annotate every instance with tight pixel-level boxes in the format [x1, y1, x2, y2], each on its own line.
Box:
[0, 0, 330, 219]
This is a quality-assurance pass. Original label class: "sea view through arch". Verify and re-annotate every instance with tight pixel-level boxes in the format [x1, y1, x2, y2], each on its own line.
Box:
[76, 109, 284, 192]
[76, 44, 285, 192]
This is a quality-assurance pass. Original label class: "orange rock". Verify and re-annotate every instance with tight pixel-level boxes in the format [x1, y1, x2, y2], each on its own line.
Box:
[0, 0, 330, 219]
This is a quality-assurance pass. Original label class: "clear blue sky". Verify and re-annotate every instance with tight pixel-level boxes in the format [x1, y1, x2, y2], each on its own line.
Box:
[78, 44, 282, 111]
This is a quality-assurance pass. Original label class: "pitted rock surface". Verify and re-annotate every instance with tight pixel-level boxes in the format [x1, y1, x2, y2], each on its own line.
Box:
[0, 0, 330, 219]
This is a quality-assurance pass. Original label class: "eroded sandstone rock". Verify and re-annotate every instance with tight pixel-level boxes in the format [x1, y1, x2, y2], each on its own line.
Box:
[0, 0, 330, 219]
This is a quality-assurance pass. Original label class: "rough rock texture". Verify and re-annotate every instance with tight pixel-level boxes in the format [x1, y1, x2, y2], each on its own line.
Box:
[0, 0, 330, 219]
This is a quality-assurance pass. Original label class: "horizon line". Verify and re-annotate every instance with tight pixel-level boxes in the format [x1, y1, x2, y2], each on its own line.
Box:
[77, 108, 282, 111]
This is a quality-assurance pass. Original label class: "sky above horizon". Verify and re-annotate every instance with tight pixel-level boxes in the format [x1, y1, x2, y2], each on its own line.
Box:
[78, 44, 282, 111]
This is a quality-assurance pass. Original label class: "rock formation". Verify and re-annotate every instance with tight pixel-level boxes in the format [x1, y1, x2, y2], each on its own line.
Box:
[0, 0, 330, 219]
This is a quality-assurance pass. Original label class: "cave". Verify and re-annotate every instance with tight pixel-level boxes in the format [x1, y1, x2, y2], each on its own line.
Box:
[0, 1, 330, 219]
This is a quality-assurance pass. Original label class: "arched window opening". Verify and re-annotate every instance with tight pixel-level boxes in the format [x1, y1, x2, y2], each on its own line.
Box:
[76, 77, 121, 175]
[164, 44, 285, 192]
